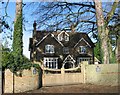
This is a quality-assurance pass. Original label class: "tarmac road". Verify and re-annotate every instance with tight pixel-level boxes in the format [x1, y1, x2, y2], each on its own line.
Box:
[25, 83, 119, 93]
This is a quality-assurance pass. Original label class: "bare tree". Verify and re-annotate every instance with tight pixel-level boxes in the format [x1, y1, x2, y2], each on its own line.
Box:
[110, 2, 120, 63]
[29, 1, 119, 64]
[0, 0, 10, 33]
[0, 0, 13, 43]
[30, 2, 96, 33]
[94, 0, 119, 64]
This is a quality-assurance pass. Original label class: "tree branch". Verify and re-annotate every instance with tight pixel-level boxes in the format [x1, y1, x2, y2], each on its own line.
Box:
[105, 0, 119, 25]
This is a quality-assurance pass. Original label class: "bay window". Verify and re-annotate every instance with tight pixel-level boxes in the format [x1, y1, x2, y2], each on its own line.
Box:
[44, 57, 58, 69]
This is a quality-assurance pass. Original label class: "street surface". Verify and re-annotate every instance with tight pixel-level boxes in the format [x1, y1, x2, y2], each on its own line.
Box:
[26, 83, 119, 93]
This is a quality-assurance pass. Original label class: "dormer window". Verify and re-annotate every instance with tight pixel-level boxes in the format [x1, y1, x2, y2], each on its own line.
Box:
[79, 46, 86, 54]
[58, 36, 63, 41]
[45, 45, 54, 54]
[58, 31, 69, 41]
[64, 35, 69, 41]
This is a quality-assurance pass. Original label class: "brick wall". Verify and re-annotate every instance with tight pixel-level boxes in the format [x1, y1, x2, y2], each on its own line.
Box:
[4, 68, 40, 93]
[43, 73, 84, 86]
[42, 65, 85, 86]
[4, 62, 119, 93]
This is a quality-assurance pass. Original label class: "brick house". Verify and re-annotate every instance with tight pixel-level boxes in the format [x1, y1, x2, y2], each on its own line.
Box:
[29, 22, 95, 69]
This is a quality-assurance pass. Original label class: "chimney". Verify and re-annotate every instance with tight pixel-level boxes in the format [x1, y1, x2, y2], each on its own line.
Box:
[32, 21, 37, 62]
[33, 20, 37, 30]
[33, 21, 37, 37]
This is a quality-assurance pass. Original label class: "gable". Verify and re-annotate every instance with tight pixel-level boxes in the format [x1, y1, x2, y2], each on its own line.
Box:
[36, 33, 64, 47]
[63, 55, 76, 63]
[74, 37, 91, 48]
[58, 31, 69, 37]
[57, 31, 69, 41]
[34, 31, 94, 49]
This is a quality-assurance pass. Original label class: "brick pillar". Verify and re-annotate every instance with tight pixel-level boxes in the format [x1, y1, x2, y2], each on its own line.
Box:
[61, 68, 64, 74]
[81, 61, 88, 83]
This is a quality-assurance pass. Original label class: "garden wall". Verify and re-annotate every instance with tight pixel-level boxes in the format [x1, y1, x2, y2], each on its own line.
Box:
[42, 62, 119, 87]
[4, 68, 40, 93]
[42, 73, 84, 86]
[4, 62, 119, 93]
[85, 63, 119, 86]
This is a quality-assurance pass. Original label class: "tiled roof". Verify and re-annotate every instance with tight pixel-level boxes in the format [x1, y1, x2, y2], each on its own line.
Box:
[34, 31, 95, 48]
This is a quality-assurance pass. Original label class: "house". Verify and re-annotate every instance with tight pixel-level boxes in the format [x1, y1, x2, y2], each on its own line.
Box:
[29, 21, 95, 69]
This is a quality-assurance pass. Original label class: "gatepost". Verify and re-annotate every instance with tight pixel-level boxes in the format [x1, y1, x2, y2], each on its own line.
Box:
[81, 61, 88, 83]
[61, 68, 65, 85]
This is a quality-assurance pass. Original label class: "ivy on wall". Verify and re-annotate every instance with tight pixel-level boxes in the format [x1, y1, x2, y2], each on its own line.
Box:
[12, 13, 23, 57]
[10, 13, 40, 75]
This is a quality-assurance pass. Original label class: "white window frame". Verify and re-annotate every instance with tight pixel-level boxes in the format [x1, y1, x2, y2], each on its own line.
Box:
[79, 46, 86, 54]
[77, 57, 90, 64]
[64, 35, 69, 41]
[57, 31, 69, 41]
[44, 57, 58, 69]
[45, 45, 54, 54]
[58, 36, 63, 41]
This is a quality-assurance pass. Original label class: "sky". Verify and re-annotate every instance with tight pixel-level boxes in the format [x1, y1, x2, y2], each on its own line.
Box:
[2, 0, 116, 2]
[1, 2, 35, 59]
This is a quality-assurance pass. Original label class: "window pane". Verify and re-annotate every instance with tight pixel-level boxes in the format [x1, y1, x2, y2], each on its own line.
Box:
[78, 57, 90, 64]
[45, 45, 54, 53]
[65, 36, 69, 41]
[79, 46, 86, 53]
[44, 58, 58, 69]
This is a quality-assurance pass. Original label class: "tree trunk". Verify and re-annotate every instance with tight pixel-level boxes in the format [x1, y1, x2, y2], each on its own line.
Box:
[70, 24, 76, 32]
[94, 0, 109, 64]
[105, 0, 119, 63]
[15, 0, 22, 22]
[117, 36, 120, 63]
[106, 27, 113, 63]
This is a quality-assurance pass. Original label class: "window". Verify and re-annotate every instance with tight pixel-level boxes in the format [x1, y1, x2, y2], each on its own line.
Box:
[58, 31, 69, 41]
[79, 46, 86, 53]
[64, 35, 69, 41]
[58, 36, 63, 41]
[63, 47, 69, 54]
[44, 58, 58, 69]
[45, 45, 54, 53]
[77, 57, 90, 64]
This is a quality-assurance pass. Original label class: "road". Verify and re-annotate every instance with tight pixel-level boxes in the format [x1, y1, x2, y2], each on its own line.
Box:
[25, 83, 119, 93]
